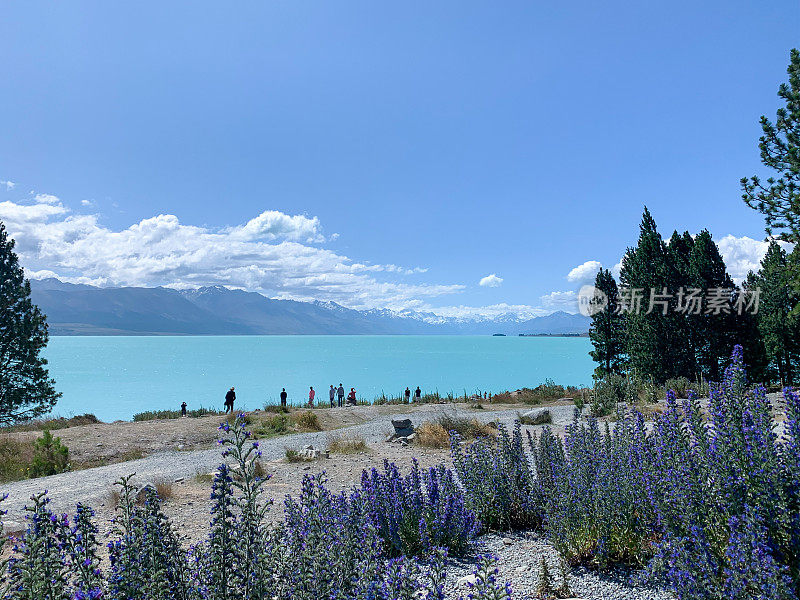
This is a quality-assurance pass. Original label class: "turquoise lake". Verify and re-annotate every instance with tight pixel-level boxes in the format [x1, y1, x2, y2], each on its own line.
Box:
[43, 336, 594, 421]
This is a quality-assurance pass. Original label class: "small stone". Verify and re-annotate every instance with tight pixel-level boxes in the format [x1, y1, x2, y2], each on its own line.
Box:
[457, 574, 477, 587]
[502, 537, 514, 545]
[177, 444, 185, 450]
[3, 521, 24, 537]
[173, 477, 184, 483]
[515, 565, 528, 572]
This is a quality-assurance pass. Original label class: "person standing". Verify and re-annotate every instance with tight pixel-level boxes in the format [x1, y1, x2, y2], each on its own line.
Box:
[181, 401, 187, 416]
[329, 385, 336, 408]
[404, 387, 411, 403]
[415, 386, 421, 402]
[280, 388, 288, 408]
[308, 386, 315, 407]
[224, 387, 235, 414]
[337, 383, 345, 408]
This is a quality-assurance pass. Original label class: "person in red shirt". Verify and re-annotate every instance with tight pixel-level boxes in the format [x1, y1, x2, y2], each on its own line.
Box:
[308, 386, 315, 407]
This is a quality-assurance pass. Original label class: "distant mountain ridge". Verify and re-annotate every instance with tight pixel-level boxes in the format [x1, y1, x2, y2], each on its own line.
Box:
[29, 278, 591, 336]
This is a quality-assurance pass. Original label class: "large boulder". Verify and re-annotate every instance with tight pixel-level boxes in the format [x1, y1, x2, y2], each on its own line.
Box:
[388, 418, 415, 442]
[520, 409, 552, 425]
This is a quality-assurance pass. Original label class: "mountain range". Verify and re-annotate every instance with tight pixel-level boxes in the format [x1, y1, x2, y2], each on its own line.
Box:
[29, 278, 591, 336]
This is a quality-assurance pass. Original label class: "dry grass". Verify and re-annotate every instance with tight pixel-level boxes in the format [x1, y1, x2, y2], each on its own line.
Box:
[0, 438, 35, 483]
[291, 411, 322, 432]
[415, 413, 497, 449]
[285, 448, 312, 463]
[327, 434, 368, 454]
[106, 487, 121, 509]
[154, 477, 174, 501]
[415, 422, 451, 448]
[1, 414, 101, 433]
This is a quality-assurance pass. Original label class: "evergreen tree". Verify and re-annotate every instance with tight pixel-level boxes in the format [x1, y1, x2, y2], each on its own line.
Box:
[666, 230, 697, 379]
[0, 221, 60, 424]
[749, 241, 800, 386]
[742, 49, 800, 246]
[620, 208, 677, 381]
[686, 230, 736, 381]
[588, 268, 626, 378]
[742, 49, 800, 311]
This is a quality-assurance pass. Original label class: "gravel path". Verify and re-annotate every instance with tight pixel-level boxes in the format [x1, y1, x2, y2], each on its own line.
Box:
[0, 404, 576, 523]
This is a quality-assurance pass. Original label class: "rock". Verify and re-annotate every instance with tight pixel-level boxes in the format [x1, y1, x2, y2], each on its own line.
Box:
[405, 432, 416, 442]
[177, 444, 185, 450]
[173, 477, 184, 483]
[2, 521, 24, 537]
[457, 574, 477, 587]
[502, 537, 514, 545]
[303, 444, 314, 451]
[515, 565, 528, 572]
[521, 409, 552, 425]
[135, 482, 158, 503]
[389, 418, 414, 440]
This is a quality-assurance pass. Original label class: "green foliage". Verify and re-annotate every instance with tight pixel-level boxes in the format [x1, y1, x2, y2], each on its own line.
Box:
[0, 222, 60, 425]
[742, 48, 800, 247]
[29, 430, 69, 477]
[132, 406, 222, 421]
[589, 268, 627, 378]
[747, 241, 800, 386]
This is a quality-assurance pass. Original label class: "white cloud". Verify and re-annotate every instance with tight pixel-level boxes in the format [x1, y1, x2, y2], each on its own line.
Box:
[429, 303, 549, 320]
[717, 234, 793, 283]
[566, 260, 602, 284]
[1, 180, 15, 190]
[479, 273, 503, 287]
[0, 194, 462, 311]
[80, 199, 94, 207]
[539, 290, 579, 313]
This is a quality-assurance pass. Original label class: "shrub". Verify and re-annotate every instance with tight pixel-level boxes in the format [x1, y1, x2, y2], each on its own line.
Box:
[663, 376, 691, 399]
[415, 422, 451, 448]
[29, 430, 69, 477]
[0, 417, 513, 600]
[529, 410, 657, 568]
[132, 407, 222, 421]
[263, 403, 289, 413]
[451, 422, 542, 531]
[327, 434, 368, 454]
[0, 413, 101, 433]
[590, 373, 632, 416]
[357, 459, 479, 557]
[290, 410, 321, 431]
[0, 438, 34, 483]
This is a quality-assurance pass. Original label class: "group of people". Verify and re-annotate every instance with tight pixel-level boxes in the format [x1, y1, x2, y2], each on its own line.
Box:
[216, 383, 423, 414]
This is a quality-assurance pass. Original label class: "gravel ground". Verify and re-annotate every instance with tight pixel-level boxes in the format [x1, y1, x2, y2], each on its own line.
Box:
[444, 531, 674, 600]
[1, 401, 674, 599]
[0, 403, 577, 522]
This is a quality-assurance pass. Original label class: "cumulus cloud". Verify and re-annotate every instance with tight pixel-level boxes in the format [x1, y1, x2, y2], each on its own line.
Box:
[539, 290, 579, 312]
[566, 260, 602, 284]
[717, 234, 793, 283]
[1, 180, 15, 190]
[0, 194, 462, 311]
[479, 273, 503, 287]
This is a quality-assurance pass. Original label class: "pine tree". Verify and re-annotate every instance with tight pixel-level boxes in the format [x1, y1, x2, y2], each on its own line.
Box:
[588, 268, 626, 378]
[742, 49, 800, 246]
[620, 208, 676, 381]
[666, 230, 697, 379]
[0, 221, 60, 424]
[742, 49, 800, 312]
[686, 230, 737, 381]
[749, 241, 800, 386]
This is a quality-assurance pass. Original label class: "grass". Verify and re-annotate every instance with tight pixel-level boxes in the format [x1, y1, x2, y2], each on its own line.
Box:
[0, 413, 101, 433]
[0, 438, 35, 483]
[285, 448, 313, 463]
[263, 403, 289, 413]
[154, 477, 174, 501]
[327, 434, 369, 454]
[133, 407, 223, 421]
[250, 410, 321, 439]
[291, 411, 321, 432]
[491, 380, 587, 405]
[415, 413, 497, 448]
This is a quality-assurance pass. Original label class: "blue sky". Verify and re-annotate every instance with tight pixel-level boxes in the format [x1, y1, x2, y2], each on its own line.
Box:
[0, 1, 798, 317]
